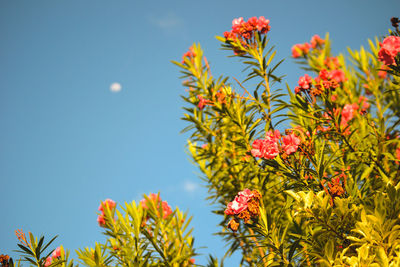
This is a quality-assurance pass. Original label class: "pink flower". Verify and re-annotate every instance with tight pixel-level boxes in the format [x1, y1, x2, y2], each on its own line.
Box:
[298, 74, 313, 90]
[256, 16, 270, 33]
[98, 199, 116, 212]
[197, 95, 212, 110]
[318, 69, 330, 81]
[182, 46, 196, 63]
[378, 36, 400, 65]
[263, 141, 279, 159]
[341, 103, 358, 126]
[239, 21, 254, 39]
[238, 188, 254, 199]
[229, 17, 270, 40]
[235, 195, 249, 206]
[358, 96, 370, 110]
[141, 194, 173, 219]
[291, 44, 302, 58]
[224, 198, 248, 215]
[324, 57, 341, 70]
[266, 129, 281, 142]
[291, 43, 310, 58]
[310, 34, 324, 49]
[251, 139, 265, 158]
[224, 189, 261, 216]
[224, 31, 236, 41]
[315, 69, 345, 89]
[232, 17, 245, 34]
[247, 17, 258, 28]
[197, 95, 207, 110]
[97, 214, 106, 227]
[291, 43, 311, 58]
[44, 257, 52, 267]
[282, 133, 301, 155]
[97, 199, 116, 227]
[251, 130, 280, 160]
[232, 17, 244, 27]
[140, 193, 160, 209]
[52, 247, 61, 258]
[302, 43, 312, 53]
[329, 70, 346, 83]
[161, 201, 172, 219]
[251, 139, 279, 159]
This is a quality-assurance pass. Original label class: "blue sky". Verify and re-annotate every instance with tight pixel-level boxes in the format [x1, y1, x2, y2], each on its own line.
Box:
[1, 0, 399, 265]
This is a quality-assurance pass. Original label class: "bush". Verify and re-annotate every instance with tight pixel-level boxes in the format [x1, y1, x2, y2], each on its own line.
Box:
[7, 16, 400, 267]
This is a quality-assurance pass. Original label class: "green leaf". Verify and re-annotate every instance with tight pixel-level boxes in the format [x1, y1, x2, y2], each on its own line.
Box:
[35, 236, 45, 260]
[324, 239, 334, 261]
[23, 256, 37, 265]
[17, 244, 35, 257]
[265, 50, 276, 67]
[41, 235, 58, 253]
[376, 246, 389, 267]
[215, 35, 226, 43]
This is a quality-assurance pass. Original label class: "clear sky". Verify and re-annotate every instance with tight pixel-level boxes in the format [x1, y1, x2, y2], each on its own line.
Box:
[1, 0, 399, 265]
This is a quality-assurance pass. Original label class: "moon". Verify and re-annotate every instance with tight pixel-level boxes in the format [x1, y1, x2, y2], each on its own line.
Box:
[110, 82, 122, 93]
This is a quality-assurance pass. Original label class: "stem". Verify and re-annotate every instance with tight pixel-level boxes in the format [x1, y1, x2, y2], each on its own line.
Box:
[232, 233, 253, 266]
[255, 50, 272, 130]
[341, 131, 390, 178]
[232, 76, 270, 131]
[248, 228, 267, 266]
[306, 209, 344, 240]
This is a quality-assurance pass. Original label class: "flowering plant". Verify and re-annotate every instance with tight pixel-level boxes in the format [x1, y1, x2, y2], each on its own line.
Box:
[174, 15, 400, 266]
[76, 195, 195, 266]
[7, 16, 400, 267]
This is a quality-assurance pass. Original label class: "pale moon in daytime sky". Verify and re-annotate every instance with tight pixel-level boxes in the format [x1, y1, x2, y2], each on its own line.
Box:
[110, 82, 122, 92]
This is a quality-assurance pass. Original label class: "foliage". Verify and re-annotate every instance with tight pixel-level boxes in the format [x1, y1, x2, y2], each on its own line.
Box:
[11, 229, 75, 267]
[173, 16, 400, 266]
[7, 16, 400, 267]
[76, 195, 196, 267]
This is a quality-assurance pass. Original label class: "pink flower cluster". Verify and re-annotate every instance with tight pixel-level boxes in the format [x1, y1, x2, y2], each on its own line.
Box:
[319, 99, 368, 135]
[295, 69, 347, 96]
[294, 74, 313, 94]
[182, 46, 196, 63]
[224, 16, 270, 41]
[140, 193, 172, 219]
[282, 133, 302, 155]
[251, 130, 301, 159]
[378, 36, 400, 66]
[44, 247, 61, 267]
[197, 95, 212, 110]
[224, 189, 261, 231]
[316, 69, 346, 84]
[251, 130, 280, 159]
[311, 34, 325, 49]
[358, 96, 370, 112]
[324, 57, 341, 70]
[341, 103, 359, 127]
[97, 199, 116, 227]
[292, 43, 311, 58]
[224, 189, 259, 215]
[292, 34, 324, 58]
